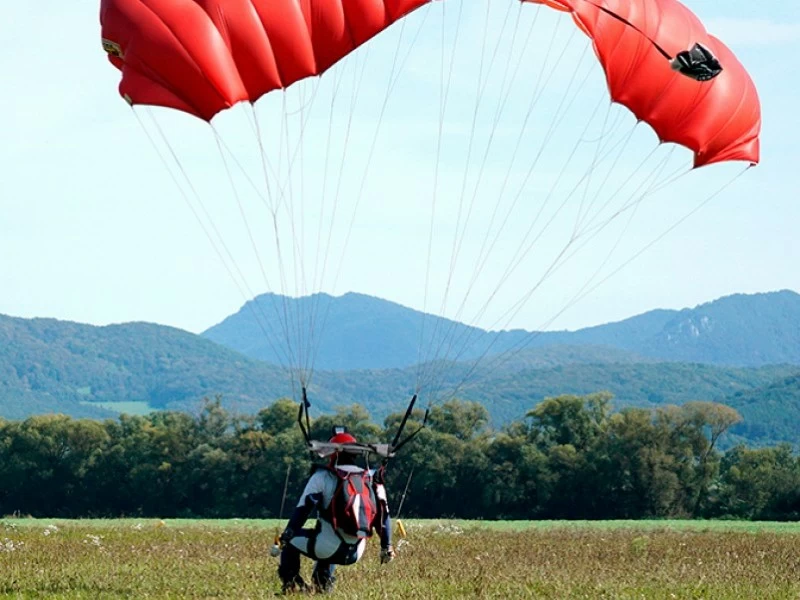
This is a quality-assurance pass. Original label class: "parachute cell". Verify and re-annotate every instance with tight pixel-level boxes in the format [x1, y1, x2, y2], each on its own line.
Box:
[525, 0, 761, 167]
[99, 0, 431, 122]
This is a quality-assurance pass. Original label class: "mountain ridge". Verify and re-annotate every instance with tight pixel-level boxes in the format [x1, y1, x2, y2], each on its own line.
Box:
[3, 289, 800, 446]
[202, 289, 800, 369]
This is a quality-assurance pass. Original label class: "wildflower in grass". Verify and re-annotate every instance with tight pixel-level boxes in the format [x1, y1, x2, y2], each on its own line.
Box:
[434, 523, 464, 535]
[0, 538, 23, 552]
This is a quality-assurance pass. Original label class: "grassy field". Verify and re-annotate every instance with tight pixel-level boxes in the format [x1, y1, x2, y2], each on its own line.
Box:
[2, 519, 799, 598]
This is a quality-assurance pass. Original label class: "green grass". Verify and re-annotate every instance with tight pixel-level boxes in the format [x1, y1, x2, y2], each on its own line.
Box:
[8, 518, 800, 534]
[2, 519, 799, 598]
[433, 518, 800, 534]
[1, 518, 283, 530]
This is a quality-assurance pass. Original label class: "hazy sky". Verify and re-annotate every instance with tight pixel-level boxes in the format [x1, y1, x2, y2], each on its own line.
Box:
[2, 0, 798, 337]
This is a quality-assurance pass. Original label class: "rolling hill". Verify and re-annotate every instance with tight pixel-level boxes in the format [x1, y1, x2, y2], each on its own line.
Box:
[0, 314, 297, 419]
[2, 303, 800, 446]
[202, 290, 800, 370]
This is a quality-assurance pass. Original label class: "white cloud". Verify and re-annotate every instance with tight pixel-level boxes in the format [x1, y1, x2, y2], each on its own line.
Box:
[707, 18, 800, 46]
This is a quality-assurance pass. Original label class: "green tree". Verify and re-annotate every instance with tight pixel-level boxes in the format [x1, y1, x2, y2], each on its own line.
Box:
[428, 399, 489, 441]
[594, 408, 683, 517]
[715, 444, 800, 520]
[257, 398, 300, 436]
[309, 404, 382, 443]
[0, 414, 109, 516]
[681, 401, 742, 514]
[528, 392, 612, 451]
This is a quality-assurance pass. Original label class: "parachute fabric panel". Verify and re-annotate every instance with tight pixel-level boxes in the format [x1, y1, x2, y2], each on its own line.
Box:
[100, 0, 249, 120]
[524, 0, 761, 168]
[100, 0, 432, 121]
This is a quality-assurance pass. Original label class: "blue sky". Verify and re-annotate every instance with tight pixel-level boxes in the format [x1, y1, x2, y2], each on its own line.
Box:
[1, 0, 798, 337]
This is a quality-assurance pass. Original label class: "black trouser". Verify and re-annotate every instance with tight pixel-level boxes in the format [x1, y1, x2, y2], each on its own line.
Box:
[278, 521, 363, 591]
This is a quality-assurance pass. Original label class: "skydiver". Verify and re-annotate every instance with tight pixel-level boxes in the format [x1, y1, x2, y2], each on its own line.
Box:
[275, 430, 395, 594]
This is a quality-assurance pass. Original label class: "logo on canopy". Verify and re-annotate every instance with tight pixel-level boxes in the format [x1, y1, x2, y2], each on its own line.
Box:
[102, 39, 123, 59]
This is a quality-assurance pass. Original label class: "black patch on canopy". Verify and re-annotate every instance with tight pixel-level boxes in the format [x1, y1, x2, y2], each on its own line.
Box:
[670, 43, 723, 82]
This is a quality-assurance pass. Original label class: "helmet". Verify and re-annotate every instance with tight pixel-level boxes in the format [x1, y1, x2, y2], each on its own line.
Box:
[327, 431, 358, 467]
[329, 432, 357, 445]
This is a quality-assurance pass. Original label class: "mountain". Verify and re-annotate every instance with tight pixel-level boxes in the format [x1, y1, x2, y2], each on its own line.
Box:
[0, 307, 638, 421]
[3, 308, 800, 446]
[0, 314, 298, 419]
[4, 288, 800, 446]
[202, 290, 800, 369]
[639, 291, 800, 365]
[724, 373, 800, 446]
[201, 292, 528, 371]
[305, 353, 799, 437]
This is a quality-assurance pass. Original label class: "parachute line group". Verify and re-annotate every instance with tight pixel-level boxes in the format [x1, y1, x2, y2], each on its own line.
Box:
[101, 0, 762, 422]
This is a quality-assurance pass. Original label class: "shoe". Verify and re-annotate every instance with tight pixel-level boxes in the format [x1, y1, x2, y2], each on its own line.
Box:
[280, 575, 309, 595]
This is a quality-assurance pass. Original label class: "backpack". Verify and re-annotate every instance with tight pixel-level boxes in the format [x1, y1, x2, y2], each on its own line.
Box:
[324, 467, 378, 539]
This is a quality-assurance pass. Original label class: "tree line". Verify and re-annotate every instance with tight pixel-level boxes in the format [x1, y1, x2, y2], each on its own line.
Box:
[1, 393, 798, 521]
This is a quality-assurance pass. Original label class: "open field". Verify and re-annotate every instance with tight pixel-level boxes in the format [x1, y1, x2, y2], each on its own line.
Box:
[2, 519, 800, 598]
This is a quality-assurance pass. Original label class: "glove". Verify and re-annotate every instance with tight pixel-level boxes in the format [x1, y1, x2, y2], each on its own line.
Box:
[279, 528, 294, 546]
[380, 545, 395, 564]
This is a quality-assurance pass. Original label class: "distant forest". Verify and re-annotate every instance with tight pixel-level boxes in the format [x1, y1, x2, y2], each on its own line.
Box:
[2, 394, 798, 521]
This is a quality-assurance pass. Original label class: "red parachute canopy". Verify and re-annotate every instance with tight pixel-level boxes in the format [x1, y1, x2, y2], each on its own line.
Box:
[527, 0, 761, 167]
[100, 0, 760, 168]
[99, 0, 430, 122]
